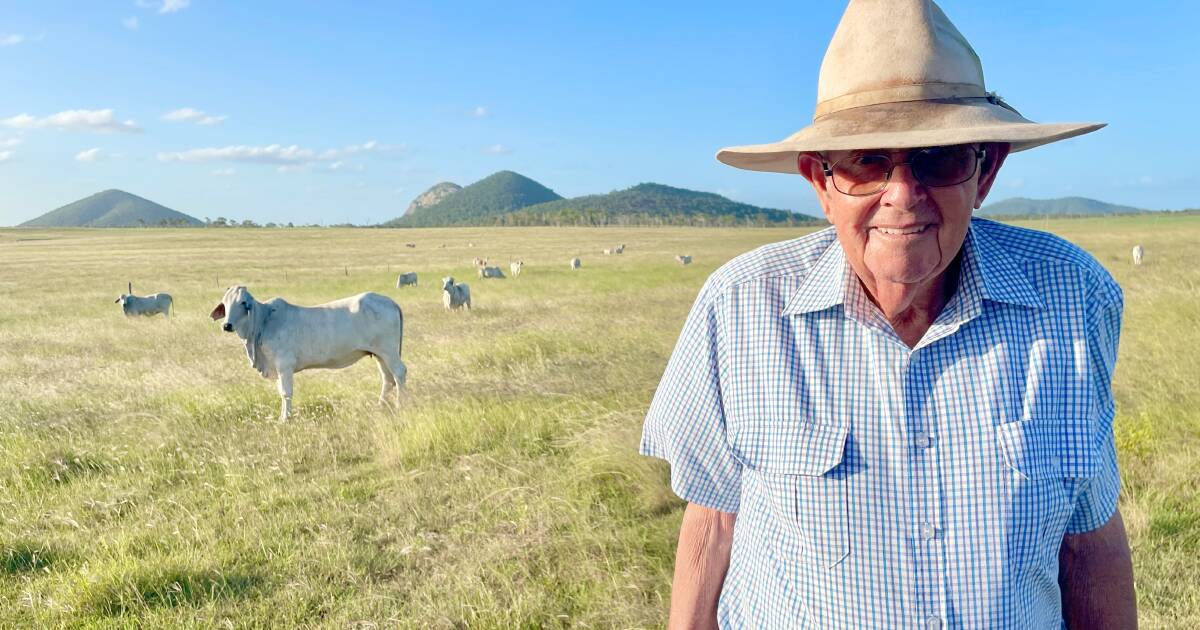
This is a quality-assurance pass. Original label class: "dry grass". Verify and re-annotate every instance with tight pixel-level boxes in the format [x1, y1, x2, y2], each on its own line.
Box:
[0, 218, 1196, 627]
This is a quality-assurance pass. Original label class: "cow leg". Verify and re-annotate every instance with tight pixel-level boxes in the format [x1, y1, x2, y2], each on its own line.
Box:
[373, 355, 396, 408]
[276, 370, 294, 421]
[374, 352, 408, 409]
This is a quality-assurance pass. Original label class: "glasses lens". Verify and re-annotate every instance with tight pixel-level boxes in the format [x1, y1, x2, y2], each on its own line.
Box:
[911, 145, 977, 187]
[831, 154, 891, 196]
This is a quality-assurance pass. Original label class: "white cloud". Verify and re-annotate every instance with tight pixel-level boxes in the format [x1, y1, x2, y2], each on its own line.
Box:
[75, 148, 103, 162]
[1, 32, 43, 47]
[472, 106, 489, 118]
[160, 0, 190, 13]
[212, 167, 236, 176]
[123, 16, 140, 30]
[2, 109, 140, 133]
[0, 138, 20, 149]
[138, 0, 190, 14]
[1007, 177, 1025, 189]
[482, 144, 512, 155]
[159, 140, 393, 166]
[162, 107, 227, 125]
[0, 150, 12, 162]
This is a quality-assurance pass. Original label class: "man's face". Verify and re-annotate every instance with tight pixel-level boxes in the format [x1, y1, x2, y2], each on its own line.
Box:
[799, 143, 1008, 290]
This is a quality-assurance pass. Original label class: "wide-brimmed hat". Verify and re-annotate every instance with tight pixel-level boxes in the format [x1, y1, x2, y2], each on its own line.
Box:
[717, 0, 1105, 174]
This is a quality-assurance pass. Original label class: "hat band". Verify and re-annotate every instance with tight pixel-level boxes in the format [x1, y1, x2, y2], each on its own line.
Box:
[813, 82, 987, 120]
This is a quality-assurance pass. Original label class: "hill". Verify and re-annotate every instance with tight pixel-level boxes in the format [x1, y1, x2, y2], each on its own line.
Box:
[979, 196, 1147, 218]
[404, 182, 462, 217]
[386, 171, 562, 227]
[19, 189, 202, 227]
[496, 182, 818, 227]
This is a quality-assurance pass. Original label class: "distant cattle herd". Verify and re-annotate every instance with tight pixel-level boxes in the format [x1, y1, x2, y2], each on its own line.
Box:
[114, 240, 1151, 420]
[116, 242, 703, 420]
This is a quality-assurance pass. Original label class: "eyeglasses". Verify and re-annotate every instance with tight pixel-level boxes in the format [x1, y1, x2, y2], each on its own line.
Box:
[821, 145, 985, 196]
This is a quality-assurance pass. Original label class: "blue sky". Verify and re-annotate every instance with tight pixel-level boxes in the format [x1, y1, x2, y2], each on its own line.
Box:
[2, 1, 1197, 226]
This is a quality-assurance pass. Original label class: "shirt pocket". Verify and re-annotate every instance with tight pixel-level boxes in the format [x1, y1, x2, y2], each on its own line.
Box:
[730, 421, 851, 569]
[995, 420, 1076, 572]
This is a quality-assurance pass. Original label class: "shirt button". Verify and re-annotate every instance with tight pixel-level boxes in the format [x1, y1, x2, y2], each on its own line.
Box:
[926, 616, 942, 630]
[920, 522, 936, 540]
[915, 432, 932, 448]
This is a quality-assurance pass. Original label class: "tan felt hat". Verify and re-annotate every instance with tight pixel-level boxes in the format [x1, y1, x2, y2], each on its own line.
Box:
[717, 0, 1105, 174]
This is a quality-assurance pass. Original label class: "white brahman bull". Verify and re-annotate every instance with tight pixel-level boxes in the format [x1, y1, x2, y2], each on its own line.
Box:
[675, 254, 693, 265]
[116, 292, 173, 318]
[569, 257, 581, 270]
[615, 243, 625, 254]
[510, 260, 524, 277]
[395, 272, 419, 288]
[478, 265, 505, 279]
[442, 277, 471, 311]
[210, 286, 406, 421]
[1132, 245, 1144, 266]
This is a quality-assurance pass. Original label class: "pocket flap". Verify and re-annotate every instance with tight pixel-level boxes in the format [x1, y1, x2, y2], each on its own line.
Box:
[731, 421, 849, 477]
[996, 421, 1064, 480]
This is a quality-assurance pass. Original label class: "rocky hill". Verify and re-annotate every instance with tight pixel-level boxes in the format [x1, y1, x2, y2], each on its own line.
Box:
[404, 182, 462, 216]
[385, 171, 562, 227]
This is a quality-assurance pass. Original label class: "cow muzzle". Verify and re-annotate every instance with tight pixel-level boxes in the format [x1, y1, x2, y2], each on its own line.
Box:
[223, 323, 233, 332]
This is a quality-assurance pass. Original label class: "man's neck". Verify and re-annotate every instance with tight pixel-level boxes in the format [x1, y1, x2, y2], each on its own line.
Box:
[859, 256, 962, 348]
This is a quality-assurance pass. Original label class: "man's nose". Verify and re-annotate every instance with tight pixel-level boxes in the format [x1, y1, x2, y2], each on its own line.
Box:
[882, 162, 928, 207]
[223, 322, 233, 332]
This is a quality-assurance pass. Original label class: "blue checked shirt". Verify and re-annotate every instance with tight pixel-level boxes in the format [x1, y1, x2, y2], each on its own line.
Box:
[641, 218, 1123, 629]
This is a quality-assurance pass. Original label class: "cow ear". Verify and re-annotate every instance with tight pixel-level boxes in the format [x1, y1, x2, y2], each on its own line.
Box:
[210, 302, 226, 321]
[115, 297, 121, 303]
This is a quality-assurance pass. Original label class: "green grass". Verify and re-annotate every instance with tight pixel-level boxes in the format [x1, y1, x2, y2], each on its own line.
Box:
[0, 219, 1197, 627]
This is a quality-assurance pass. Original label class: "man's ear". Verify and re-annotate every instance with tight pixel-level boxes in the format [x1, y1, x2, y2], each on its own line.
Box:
[974, 142, 1011, 209]
[797, 152, 834, 221]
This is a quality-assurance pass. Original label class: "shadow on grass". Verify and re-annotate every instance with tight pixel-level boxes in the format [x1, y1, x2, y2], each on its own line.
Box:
[85, 567, 264, 616]
[2, 541, 67, 574]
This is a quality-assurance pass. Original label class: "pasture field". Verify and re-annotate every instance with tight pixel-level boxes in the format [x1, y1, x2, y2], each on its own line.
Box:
[1, 217, 1197, 628]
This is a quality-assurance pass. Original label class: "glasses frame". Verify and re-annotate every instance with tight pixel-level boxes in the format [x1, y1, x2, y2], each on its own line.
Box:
[821, 146, 986, 197]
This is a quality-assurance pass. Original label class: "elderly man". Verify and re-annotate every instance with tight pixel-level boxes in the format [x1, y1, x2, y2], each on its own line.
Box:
[641, 1, 1136, 628]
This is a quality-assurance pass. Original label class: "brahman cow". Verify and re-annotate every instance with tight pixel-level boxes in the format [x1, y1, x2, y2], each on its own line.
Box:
[115, 292, 173, 318]
[442, 277, 471, 311]
[569, 257, 581, 270]
[675, 254, 693, 265]
[210, 286, 406, 421]
[1132, 245, 1144, 266]
[395, 272, 418, 288]
[510, 260, 524, 277]
[477, 266, 506, 279]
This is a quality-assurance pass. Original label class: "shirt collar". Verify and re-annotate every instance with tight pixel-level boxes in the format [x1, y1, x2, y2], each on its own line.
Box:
[781, 238, 849, 316]
[965, 221, 1045, 310]
[781, 221, 1045, 318]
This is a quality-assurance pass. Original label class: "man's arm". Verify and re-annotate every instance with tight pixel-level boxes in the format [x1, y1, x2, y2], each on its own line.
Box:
[669, 502, 737, 630]
[1059, 508, 1137, 629]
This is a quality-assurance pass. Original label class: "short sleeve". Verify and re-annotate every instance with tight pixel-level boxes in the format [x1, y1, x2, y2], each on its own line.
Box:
[640, 280, 742, 513]
[1066, 293, 1123, 534]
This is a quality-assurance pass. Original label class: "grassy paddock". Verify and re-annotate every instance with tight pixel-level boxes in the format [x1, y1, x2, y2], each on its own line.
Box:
[0, 218, 1197, 628]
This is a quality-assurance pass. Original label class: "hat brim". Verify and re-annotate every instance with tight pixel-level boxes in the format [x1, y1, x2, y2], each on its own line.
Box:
[716, 99, 1105, 174]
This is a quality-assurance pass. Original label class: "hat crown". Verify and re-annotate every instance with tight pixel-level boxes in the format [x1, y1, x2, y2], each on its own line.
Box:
[816, 0, 985, 118]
